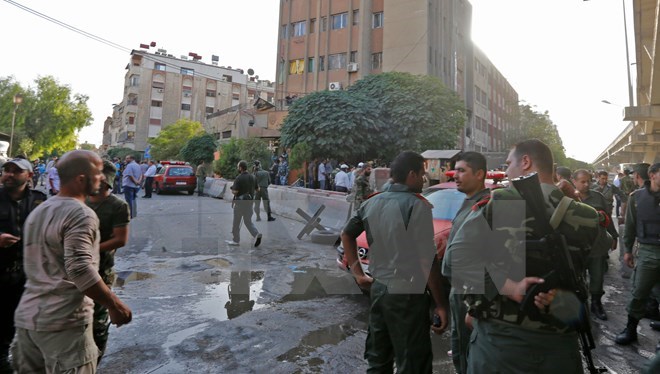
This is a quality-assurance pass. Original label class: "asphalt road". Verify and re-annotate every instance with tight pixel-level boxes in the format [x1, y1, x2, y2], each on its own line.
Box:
[96, 191, 657, 373]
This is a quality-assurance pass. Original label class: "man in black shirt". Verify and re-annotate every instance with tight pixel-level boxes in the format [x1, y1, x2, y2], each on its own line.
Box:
[226, 160, 262, 247]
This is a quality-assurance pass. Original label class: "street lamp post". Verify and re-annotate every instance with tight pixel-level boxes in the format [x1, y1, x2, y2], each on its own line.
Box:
[9, 93, 23, 157]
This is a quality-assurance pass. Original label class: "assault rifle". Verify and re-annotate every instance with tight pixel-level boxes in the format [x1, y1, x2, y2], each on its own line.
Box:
[511, 172, 607, 374]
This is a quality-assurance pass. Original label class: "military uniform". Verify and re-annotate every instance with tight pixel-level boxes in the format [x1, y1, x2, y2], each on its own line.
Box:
[615, 184, 660, 344]
[352, 174, 373, 211]
[465, 183, 601, 374]
[441, 188, 490, 374]
[253, 167, 274, 221]
[592, 182, 626, 216]
[0, 187, 46, 372]
[343, 183, 437, 373]
[86, 193, 130, 362]
[579, 190, 617, 319]
[196, 163, 207, 196]
[229, 172, 261, 245]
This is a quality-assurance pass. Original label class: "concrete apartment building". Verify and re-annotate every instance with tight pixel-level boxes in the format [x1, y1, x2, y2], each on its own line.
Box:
[103, 49, 275, 154]
[276, 0, 518, 152]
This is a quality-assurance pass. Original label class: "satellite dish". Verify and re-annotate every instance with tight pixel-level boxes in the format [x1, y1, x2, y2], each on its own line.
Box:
[239, 69, 244, 74]
[247, 68, 255, 76]
[255, 75, 259, 80]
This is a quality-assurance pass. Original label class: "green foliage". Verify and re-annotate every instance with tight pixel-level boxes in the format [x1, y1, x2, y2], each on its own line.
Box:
[107, 147, 137, 160]
[564, 157, 593, 171]
[508, 103, 568, 166]
[149, 119, 205, 161]
[181, 134, 217, 166]
[280, 72, 465, 163]
[0, 76, 93, 157]
[215, 137, 271, 179]
[289, 142, 311, 170]
[238, 137, 271, 166]
[79, 142, 97, 151]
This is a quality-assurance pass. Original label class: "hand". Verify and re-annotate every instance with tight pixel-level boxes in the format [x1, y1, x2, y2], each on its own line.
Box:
[618, 217, 624, 225]
[431, 306, 448, 334]
[465, 313, 474, 330]
[108, 299, 132, 327]
[611, 239, 618, 251]
[505, 277, 545, 303]
[355, 274, 374, 291]
[0, 233, 20, 248]
[534, 289, 557, 311]
[624, 253, 635, 268]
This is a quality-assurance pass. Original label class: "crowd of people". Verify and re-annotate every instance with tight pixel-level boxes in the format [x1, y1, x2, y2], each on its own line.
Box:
[341, 141, 660, 374]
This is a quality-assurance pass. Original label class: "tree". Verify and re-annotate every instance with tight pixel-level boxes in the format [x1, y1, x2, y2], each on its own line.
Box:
[181, 134, 217, 166]
[0, 76, 93, 156]
[215, 138, 242, 179]
[107, 147, 137, 161]
[508, 103, 568, 166]
[149, 119, 205, 161]
[290, 142, 311, 182]
[79, 142, 98, 152]
[238, 138, 271, 166]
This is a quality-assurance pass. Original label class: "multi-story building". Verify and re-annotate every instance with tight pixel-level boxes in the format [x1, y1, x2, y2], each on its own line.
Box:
[275, 0, 519, 152]
[103, 49, 275, 154]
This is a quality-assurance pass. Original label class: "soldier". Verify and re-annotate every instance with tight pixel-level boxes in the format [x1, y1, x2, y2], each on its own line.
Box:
[351, 163, 373, 211]
[0, 158, 46, 373]
[441, 151, 491, 374]
[196, 161, 208, 196]
[252, 160, 275, 222]
[593, 170, 627, 217]
[466, 139, 602, 373]
[556, 166, 580, 201]
[615, 162, 660, 345]
[572, 169, 618, 321]
[341, 151, 448, 373]
[225, 160, 262, 247]
[85, 160, 130, 363]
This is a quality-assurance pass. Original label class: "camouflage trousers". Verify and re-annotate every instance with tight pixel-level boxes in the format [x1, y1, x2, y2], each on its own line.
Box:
[586, 256, 608, 297]
[197, 177, 205, 195]
[93, 273, 115, 363]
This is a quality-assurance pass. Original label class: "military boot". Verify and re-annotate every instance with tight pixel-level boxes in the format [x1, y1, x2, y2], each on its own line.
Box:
[615, 316, 639, 345]
[267, 214, 276, 222]
[256, 215, 261, 222]
[590, 296, 608, 321]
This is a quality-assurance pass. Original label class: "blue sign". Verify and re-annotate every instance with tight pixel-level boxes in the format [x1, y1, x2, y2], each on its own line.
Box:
[144, 145, 151, 159]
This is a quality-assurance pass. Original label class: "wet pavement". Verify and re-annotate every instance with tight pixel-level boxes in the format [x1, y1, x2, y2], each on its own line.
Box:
[97, 192, 657, 373]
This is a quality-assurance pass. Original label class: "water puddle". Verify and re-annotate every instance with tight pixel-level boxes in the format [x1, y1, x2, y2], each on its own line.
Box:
[196, 271, 266, 320]
[281, 267, 361, 302]
[277, 324, 359, 364]
[113, 271, 155, 288]
[205, 258, 232, 268]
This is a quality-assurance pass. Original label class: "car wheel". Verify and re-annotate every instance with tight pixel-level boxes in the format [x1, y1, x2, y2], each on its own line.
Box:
[311, 229, 340, 245]
[155, 183, 162, 195]
[188, 189, 195, 195]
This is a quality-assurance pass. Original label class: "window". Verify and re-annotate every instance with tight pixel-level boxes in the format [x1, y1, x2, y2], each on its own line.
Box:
[206, 89, 215, 97]
[308, 57, 315, 73]
[319, 56, 325, 71]
[328, 53, 347, 70]
[289, 59, 305, 75]
[281, 24, 288, 39]
[292, 21, 306, 37]
[151, 100, 162, 107]
[222, 130, 232, 139]
[232, 93, 240, 101]
[206, 107, 214, 114]
[128, 116, 135, 125]
[152, 81, 165, 89]
[310, 18, 316, 33]
[353, 10, 360, 25]
[181, 68, 194, 76]
[129, 75, 140, 86]
[372, 12, 383, 28]
[350, 51, 358, 63]
[371, 52, 382, 70]
[149, 118, 161, 125]
[222, 74, 233, 83]
[321, 17, 327, 32]
[154, 63, 166, 71]
[181, 103, 191, 111]
[182, 89, 192, 97]
[332, 13, 348, 29]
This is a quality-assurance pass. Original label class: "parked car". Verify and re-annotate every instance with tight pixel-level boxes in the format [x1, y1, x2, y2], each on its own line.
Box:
[336, 173, 506, 277]
[152, 161, 196, 195]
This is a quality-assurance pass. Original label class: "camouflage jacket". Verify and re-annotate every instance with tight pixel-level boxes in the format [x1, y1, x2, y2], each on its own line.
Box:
[619, 175, 635, 196]
[465, 183, 600, 333]
[352, 174, 373, 210]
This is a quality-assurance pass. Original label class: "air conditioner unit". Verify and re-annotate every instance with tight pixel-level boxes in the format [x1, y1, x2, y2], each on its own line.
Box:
[157, 89, 164, 93]
[347, 63, 359, 72]
[329, 82, 342, 91]
[183, 93, 191, 97]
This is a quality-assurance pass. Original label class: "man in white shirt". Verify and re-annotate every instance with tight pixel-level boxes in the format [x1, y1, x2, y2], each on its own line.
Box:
[142, 160, 157, 198]
[334, 164, 351, 192]
[48, 159, 60, 196]
[12, 150, 132, 374]
[318, 160, 327, 190]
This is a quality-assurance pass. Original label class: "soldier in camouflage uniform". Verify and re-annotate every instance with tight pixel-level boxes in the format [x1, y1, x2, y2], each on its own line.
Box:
[196, 161, 208, 196]
[253, 160, 275, 222]
[593, 170, 626, 217]
[86, 160, 130, 362]
[573, 169, 618, 321]
[351, 163, 373, 211]
[618, 168, 637, 278]
[441, 151, 491, 374]
[0, 159, 46, 373]
[465, 140, 602, 373]
[615, 162, 660, 345]
[341, 151, 448, 373]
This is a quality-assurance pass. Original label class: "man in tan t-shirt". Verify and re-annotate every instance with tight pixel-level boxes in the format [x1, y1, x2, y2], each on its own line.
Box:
[11, 150, 132, 374]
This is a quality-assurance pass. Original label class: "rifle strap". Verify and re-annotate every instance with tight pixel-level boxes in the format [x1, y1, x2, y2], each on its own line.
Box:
[550, 196, 573, 230]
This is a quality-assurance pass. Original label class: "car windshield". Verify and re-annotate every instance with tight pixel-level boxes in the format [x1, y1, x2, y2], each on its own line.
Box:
[423, 189, 466, 220]
[167, 167, 193, 176]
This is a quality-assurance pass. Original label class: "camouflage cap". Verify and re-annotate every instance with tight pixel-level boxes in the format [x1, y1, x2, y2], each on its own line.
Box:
[102, 159, 117, 188]
[633, 163, 650, 181]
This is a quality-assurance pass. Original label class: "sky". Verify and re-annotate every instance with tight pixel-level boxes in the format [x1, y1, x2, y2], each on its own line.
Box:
[0, 0, 634, 163]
